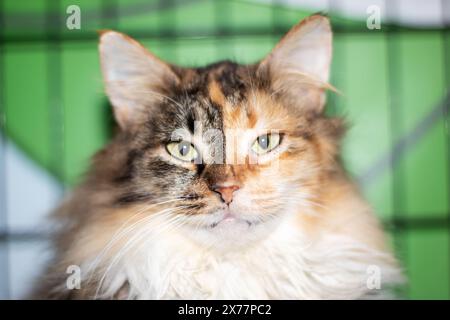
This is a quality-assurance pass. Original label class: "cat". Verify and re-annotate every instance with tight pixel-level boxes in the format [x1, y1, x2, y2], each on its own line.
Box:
[32, 15, 402, 299]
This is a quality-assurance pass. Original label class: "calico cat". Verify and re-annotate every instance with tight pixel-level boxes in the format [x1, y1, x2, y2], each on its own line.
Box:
[33, 15, 402, 299]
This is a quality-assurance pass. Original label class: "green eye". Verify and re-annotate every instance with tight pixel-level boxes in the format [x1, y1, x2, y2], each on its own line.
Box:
[166, 141, 199, 162]
[252, 133, 281, 155]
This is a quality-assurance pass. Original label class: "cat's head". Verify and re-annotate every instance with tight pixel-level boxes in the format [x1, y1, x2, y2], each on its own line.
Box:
[98, 15, 343, 248]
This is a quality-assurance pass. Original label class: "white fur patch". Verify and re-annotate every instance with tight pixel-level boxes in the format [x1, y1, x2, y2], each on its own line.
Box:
[89, 214, 402, 300]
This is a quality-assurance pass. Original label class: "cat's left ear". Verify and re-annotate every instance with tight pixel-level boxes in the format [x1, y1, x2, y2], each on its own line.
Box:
[258, 15, 332, 113]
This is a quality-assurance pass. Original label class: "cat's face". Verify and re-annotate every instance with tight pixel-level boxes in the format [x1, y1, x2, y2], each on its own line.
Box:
[99, 15, 342, 247]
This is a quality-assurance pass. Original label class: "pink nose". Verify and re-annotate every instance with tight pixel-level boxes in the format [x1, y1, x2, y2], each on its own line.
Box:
[212, 185, 240, 204]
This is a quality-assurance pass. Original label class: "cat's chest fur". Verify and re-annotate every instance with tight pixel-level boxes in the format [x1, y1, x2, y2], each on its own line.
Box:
[98, 218, 399, 299]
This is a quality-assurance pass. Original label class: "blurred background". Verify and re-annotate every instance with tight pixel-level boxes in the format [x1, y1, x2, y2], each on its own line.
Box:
[0, 0, 449, 299]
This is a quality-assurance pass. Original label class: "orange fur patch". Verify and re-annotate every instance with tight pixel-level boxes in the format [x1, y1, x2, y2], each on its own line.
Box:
[208, 80, 227, 108]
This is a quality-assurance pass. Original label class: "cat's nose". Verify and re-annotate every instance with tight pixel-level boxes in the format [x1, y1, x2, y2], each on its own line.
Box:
[212, 184, 240, 204]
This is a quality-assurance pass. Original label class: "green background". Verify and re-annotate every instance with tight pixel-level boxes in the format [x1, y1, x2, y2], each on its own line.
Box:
[1, 0, 449, 299]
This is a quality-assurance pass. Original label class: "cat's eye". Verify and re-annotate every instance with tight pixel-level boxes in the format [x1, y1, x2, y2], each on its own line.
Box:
[251, 133, 281, 155]
[166, 141, 199, 162]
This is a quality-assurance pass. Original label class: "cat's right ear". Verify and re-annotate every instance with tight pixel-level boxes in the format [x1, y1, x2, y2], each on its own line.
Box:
[257, 15, 333, 114]
[99, 31, 179, 130]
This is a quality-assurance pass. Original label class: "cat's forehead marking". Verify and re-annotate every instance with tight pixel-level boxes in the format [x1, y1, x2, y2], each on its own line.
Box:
[208, 80, 227, 108]
[169, 61, 270, 142]
[212, 63, 246, 102]
[193, 61, 260, 132]
[196, 61, 247, 105]
[221, 91, 271, 132]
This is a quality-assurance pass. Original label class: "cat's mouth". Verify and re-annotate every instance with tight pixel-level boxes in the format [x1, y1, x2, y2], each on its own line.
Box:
[208, 209, 262, 229]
